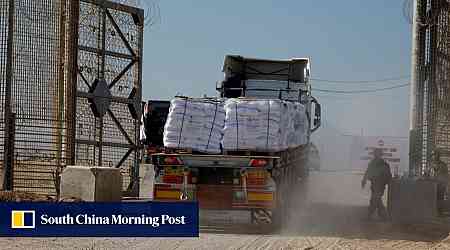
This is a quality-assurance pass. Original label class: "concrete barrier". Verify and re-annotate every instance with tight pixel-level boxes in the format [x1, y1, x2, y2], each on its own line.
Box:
[139, 164, 154, 199]
[60, 166, 122, 201]
[388, 179, 438, 223]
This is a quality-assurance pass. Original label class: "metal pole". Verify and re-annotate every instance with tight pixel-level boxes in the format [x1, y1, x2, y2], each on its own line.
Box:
[409, 0, 419, 176]
[56, 0, 68, 168]
[67, 0, 80, 166]
[133, 13, 145, 196]
[3, 113, 16, 191]
[2, 0, 15, 191]
[410, 0, 419, 132]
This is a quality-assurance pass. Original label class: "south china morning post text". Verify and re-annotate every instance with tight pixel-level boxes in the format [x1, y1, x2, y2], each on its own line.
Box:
[40, 214, 186, 227]
[0, 202, 199, 237]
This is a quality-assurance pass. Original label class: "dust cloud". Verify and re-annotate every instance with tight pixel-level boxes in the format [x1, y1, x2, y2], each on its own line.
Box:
[280, 133, 371, 238]
[283, 171, 370, 237]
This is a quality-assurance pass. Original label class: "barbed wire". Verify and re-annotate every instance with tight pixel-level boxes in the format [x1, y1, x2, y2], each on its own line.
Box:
[404, 0, 445, 27]
[403, 0, 414, 25]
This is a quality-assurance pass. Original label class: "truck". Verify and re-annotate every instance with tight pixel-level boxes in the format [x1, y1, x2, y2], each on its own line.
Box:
[143, 55, 321, 229]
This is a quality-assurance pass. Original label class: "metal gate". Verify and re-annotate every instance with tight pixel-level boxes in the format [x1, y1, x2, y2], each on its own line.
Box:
[0, 0, 143, 196]
[0, 0, 10, 187]
[0, 0, 73, 195]
[75, 0, 143, 194]
[410, 0, 450, 177]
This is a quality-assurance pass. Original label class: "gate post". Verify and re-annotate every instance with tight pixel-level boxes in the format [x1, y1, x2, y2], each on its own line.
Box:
[1, 0, 15, 191]
[3, 113, 16, 191]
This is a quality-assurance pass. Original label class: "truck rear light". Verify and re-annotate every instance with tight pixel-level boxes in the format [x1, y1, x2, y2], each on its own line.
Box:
[147, 147, 158, 154]
[163, 156, 183, 165]
[246, 169, 268, 185]
[154, 190, 181, 200]
[249, 159, 267, 167]
[162, 175, 184, 184]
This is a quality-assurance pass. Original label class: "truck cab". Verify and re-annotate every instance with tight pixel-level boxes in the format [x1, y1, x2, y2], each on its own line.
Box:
[218, 55, 321, 132]
[140, 100, 170, 157]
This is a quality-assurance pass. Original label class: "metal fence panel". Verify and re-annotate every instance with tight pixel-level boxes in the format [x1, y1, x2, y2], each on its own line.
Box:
[7, 0, 69, 195]
[75, 0, 143, 194]
[410, 0, 450, 179]
[0, 0, 143, 196]
[0, 0, 9, 176]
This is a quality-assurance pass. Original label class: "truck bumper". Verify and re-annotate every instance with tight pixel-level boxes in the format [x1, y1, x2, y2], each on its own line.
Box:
[153, 184, 275, 210]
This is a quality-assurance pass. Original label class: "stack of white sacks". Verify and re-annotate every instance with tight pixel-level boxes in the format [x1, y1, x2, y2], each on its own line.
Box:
[163, 97, 225, 154]
[222, 99, 308, 152]
[163, 97, 308, 153]
[283, 101, 308, 147]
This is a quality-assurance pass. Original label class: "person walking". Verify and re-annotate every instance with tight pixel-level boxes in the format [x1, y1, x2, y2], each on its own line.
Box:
[362, 148, 392, 221]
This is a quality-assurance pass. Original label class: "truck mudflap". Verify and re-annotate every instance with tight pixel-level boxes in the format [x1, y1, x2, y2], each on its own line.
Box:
[153, 183, 276, 210]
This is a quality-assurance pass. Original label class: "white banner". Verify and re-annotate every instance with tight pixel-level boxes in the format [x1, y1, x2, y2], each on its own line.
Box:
[349, 136, 409, 176]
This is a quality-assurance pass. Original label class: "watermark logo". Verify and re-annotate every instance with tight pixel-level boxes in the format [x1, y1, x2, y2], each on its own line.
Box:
[11, 210, 35, 229]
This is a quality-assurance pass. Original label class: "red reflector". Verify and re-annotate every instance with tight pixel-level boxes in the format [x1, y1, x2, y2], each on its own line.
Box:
[164, 156, 182, 165]
[249, 159, 268, 167]
[148, 148, 157, 153]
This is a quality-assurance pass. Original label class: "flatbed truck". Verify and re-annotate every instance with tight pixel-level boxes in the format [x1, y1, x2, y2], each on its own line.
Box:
[146, 55, 321, 228]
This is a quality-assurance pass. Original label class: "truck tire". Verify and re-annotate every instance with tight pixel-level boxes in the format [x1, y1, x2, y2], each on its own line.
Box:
[270, 177, 289, 232]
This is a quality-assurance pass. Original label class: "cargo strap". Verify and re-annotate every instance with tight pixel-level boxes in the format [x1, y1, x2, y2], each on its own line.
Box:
[266, 100, 270, 150]
[205, 101, 219, 151]
[235, 101, 239, 150]
[177, 98, 188, 147]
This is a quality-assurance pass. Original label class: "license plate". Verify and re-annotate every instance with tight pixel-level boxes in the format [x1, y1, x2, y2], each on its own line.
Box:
[200, 210, 251, 224]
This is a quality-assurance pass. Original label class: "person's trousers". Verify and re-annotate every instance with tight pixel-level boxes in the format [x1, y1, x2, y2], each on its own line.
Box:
[368, 189, 387, 219]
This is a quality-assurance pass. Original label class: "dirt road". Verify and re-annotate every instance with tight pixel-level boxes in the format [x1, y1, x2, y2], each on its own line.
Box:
[1, 172, 449, 250]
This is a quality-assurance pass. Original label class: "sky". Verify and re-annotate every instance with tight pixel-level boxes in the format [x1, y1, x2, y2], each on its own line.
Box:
[141, 0, 412, 138]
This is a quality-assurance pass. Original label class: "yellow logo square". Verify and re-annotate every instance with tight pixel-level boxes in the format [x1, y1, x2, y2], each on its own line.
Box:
[11, 210, 35, 229]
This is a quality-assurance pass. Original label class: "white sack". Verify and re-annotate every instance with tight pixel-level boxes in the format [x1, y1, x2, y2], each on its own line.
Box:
[222, 98, 309, 152]
[163, 97, 225, 154]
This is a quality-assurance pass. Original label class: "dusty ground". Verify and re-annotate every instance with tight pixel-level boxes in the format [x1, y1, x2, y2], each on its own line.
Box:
[0, 172, 449, 250]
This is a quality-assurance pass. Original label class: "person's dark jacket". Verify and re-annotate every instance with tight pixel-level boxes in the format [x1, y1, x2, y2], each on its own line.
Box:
[363, 158, 392, 192]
